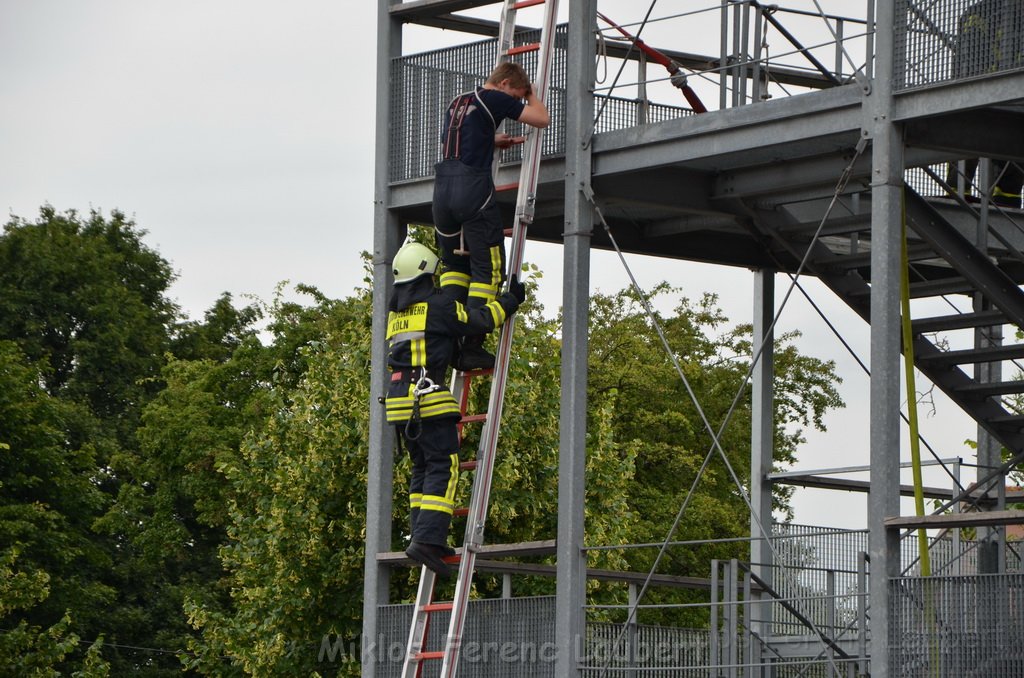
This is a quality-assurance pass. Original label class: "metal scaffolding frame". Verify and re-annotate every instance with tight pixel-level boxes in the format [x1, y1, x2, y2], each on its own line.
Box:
[367, 1, 1024, 676]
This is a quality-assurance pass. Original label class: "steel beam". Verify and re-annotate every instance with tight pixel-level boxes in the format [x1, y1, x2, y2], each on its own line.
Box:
[593, 85, 864, 176]
[893, 70, 1024, 121]
[867, 5, 902, 674]
[363, 3, 403, 677]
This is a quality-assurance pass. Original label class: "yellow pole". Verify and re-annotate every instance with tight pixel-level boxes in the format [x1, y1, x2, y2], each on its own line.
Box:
[899, 190, 931, 577]
[900, 189, 940, 677]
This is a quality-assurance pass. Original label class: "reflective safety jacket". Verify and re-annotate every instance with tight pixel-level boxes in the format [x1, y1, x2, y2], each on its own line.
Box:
[385, 276, 519, 423]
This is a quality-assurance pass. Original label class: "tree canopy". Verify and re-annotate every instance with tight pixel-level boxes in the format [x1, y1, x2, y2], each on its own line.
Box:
[0, 208, 844, 674]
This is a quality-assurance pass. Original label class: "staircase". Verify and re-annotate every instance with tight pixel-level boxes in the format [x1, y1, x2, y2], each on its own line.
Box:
[743, 179, 1024, 455]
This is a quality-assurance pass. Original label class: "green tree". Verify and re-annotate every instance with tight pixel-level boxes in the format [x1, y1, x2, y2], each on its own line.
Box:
[0, 341, 111, 676]
[183, 285, 374, 677]
[0, 206, 185, 673]
[0, 206, 177, 433]
[585, 284, 843, 624]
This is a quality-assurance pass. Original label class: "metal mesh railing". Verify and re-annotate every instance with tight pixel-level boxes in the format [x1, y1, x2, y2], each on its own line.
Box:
[895, 0, 1024, 90]
[582, 623, 720, 677]
[388, 25, 693, 183]
[890, 572, 1024, 677]
[768, 524, 867, 638]
[377, 596, 557, 677]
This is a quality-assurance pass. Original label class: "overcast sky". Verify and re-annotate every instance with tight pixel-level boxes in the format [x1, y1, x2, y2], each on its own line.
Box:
[0, 0, 982, 530]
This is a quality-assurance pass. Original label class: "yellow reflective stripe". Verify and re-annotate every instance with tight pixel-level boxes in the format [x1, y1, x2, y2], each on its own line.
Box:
[385, 390, 460, 422]
[489, 246, 502, 286]
[444, 453, 459, 503]
[993, 186, 1022, 198]
[414, 401, 461, 419]
[420, 494, 455, 514]
[486, 300, 506, 327]
[411, 338, 427, 366]
[440, 271, 471, 289]
[455, 302, 468, 323]
[410, 493, 422, 509]
[468, 282, 498, 302]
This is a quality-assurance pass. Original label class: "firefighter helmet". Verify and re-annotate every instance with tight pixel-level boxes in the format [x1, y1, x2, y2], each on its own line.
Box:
[392, 242, 439, 284]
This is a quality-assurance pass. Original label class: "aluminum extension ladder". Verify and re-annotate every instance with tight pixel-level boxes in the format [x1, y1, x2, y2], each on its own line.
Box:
[399, 0, 559, 676]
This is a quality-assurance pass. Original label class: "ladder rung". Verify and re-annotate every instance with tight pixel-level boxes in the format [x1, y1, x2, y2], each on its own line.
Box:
[422, 602, 454, 613]
[416, 651, 445, 661]
[442, 553, 461, 564]
[453, 507, 469, 517]
[513, 0, 545, 9]
[503, 227, 514, 237]
[495, 182, 519, 192]
[461, 413, 488, 424]
[507, 43, 540, 56]
[460, 460, 478, 471]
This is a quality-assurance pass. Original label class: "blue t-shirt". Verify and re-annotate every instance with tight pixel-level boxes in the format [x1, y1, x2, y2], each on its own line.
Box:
[440, 87, 526, 170]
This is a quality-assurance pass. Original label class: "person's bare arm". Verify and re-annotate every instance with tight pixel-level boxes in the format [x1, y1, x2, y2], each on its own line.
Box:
[517, 89, 550, 129]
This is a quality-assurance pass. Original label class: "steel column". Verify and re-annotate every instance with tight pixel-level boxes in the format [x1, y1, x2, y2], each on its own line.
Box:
[867, 0, 903, 674]
[975, 158, 1007, 575]
[556, 0, 595, 674]
[363, 2, 403, 675]
[750, 268, 775, 677]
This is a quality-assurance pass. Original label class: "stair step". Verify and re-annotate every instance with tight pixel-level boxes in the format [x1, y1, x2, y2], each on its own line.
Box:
[908, 277, 977, 299]
[849, 277, 978, 301]
[954, 380, 1024, 398]
[917, 343, 1024, 367]
[912, 309, 1007, 333]
[816, 243, 935, 271]
[987, 413, 1024, 429]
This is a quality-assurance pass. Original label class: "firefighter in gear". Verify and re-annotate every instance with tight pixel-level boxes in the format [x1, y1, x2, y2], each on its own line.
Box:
[433, 61, 549, 370]
[385, 241, 526, 577]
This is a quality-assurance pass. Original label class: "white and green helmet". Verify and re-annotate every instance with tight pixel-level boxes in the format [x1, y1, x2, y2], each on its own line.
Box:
[392, 242, 439, 284]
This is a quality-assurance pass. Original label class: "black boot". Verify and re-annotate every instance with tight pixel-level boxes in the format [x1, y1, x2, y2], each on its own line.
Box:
[452, 335, 494, 371]
[406, 541, 454, 578]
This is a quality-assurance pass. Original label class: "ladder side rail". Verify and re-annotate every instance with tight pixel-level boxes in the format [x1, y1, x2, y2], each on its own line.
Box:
[509, 0, 559, 247]
[490, 0, 519, 182]
[401, 567, 439, 678]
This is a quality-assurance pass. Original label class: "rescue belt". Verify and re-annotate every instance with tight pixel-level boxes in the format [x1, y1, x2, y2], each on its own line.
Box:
[405, 374, 443, 441]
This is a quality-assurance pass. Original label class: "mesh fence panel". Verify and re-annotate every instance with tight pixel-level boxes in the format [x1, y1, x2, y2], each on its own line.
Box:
[895, 0, 1024, 90]
[890, 572, 1024, 677]
[388, 26, 692, 183]
[582, 623, 718, 677]
[377, 596, 557, 677]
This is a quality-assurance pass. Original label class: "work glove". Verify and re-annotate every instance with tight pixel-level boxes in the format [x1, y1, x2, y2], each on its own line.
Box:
[507, 275, 526, 305]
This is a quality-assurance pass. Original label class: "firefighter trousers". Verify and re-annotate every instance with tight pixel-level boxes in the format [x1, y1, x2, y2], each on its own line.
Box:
[399, 416, 460, 546]
[433, 159, 506, 309]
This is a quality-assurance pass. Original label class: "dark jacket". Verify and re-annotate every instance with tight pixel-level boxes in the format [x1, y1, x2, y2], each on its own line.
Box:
[384, 276, 519, 423]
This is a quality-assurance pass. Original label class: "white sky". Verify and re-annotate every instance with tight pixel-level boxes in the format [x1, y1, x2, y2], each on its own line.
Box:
[0, 0, 985, 531]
